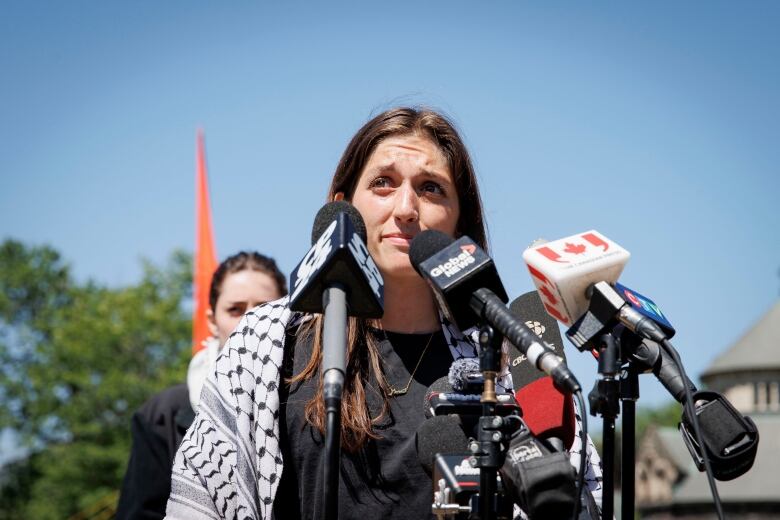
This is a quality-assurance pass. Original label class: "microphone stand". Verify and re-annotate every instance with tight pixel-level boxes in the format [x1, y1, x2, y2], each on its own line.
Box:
[587, 332, 620, 520]
[474, 324, 503, 520]
[321, 284, 348, 520]
[620, 364, 640, 520]
[588, 331, 646, 519]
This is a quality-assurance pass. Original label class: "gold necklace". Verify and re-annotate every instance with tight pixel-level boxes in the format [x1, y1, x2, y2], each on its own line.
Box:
[386, 332, 436, 397]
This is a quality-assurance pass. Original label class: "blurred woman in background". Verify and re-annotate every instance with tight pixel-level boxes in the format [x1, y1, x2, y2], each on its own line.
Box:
[116, 251, 286, 520]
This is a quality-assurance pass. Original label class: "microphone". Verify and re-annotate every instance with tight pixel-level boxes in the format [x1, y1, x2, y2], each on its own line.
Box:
[525, 233, 759, 484]
[423, 360, 520, 420]
[418, 414, 579, 519]
[417, 380, 521, 519]
[419, 360, 580, 518]
[410, 230, 581, 394]
[568, 281, 671, 350]
[508, 292, 576, 449]
[522, 231, 668, 347]
[614, 283, 675, 338]
[290, 202, 385, 519]
[408, 230, 507, 331]
[514, 377, 574, 451]
[522, 230, 630, 327]
[289, 200, 383, 318]
[619, 330, 696, 403]
[618, 330, 758, 481]
[523, 254, 693, 401]
[447, 356, 483, 392]
[289, 200, 384, 394]
[679, 391, 759, 481]
[500, 424, 577, 519]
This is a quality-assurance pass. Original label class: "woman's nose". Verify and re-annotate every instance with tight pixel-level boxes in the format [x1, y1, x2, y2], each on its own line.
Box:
[393, 183, 419, 223]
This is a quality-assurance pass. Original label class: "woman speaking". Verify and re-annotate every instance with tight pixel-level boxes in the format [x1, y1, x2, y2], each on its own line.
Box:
[166, 107, 602, 519]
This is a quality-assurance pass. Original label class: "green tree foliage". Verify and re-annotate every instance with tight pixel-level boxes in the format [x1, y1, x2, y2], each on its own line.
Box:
[635, 400, 683, 447]
[0, 239, 192, 519]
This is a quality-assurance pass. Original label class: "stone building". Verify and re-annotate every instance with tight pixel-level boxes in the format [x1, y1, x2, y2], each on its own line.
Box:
[636, 301, 780, 519]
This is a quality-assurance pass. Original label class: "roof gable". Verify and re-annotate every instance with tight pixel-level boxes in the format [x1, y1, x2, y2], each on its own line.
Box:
[702, 301, 780, 378]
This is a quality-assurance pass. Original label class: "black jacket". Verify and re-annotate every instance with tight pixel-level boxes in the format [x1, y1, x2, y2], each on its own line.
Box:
[116, 384, 195, 520]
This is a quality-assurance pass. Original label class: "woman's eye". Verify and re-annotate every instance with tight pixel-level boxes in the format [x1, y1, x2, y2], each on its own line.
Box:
[421, 181, 445, 196]
[369, 176, 392, 189]
[227, 306, 245, 316]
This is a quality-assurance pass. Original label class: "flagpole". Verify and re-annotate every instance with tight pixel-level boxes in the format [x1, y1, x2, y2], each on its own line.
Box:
[193, 129, 218, 355]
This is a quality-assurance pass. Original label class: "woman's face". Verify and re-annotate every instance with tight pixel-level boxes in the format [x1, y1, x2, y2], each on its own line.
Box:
[345, 133, 460, 282]
[208, 270, 282, 346]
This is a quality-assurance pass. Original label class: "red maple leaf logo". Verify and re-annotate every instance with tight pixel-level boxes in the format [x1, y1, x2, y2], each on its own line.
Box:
[563, 242, 586, 255]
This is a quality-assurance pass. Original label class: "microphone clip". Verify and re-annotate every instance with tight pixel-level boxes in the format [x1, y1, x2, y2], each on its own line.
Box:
[565, 282, 625, 352]
[679, 390, 759, 481]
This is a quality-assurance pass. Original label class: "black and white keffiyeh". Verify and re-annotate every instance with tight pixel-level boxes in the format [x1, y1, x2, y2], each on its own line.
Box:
[165, 296, 602, 519]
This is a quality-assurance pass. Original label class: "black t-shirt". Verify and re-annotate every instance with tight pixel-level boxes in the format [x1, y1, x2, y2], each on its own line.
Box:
[274, 328, 453, 520]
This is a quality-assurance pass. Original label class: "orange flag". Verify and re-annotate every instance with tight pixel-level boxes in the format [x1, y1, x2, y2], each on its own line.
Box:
[193, 129, 218, 355]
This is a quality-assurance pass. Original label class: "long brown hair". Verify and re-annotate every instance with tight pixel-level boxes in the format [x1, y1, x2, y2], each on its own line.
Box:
[289, 107, 488, 451]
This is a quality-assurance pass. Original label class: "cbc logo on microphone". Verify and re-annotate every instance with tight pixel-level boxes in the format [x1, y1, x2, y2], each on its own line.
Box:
[525, 320, 545, 338]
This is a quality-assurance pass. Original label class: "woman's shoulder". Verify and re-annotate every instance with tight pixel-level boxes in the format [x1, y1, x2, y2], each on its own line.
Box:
[243, 295, 294, 325]
[135, 383, 190, 422]
[203, 297, 302, 426]
[225, 296, 305, 341]
[217, 296, 309, 371]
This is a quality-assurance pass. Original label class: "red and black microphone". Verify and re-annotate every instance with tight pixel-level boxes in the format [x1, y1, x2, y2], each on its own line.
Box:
[508, 291, 576, 450]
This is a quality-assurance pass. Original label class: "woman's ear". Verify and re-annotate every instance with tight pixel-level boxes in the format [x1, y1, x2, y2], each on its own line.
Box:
[333, 192, 345, 202]
[207, 309, 218, 338]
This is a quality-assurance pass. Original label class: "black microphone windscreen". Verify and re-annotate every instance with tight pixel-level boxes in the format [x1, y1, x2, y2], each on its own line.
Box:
[416, 415, 471, 474]
[447, 357, 481, 392]
[409, 229, 455, 276]
[310, 201, 367, 245]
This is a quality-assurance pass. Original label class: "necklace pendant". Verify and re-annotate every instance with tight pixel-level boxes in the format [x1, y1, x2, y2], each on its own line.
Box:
[383, 331, 435, 399]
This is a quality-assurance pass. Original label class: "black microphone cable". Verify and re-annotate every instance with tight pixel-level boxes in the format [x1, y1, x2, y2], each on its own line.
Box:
[571, 390, 587, 520]
[660, 337, 724, 520]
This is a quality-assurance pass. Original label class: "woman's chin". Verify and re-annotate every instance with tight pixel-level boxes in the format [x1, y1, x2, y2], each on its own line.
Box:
[379, 262, 426, 283]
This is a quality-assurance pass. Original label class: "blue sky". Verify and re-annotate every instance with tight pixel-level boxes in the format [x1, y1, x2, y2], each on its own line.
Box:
[1, 2, 778, 426]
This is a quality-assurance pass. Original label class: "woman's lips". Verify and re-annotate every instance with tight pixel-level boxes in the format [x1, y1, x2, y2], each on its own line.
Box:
[382, 233, 414, 246]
